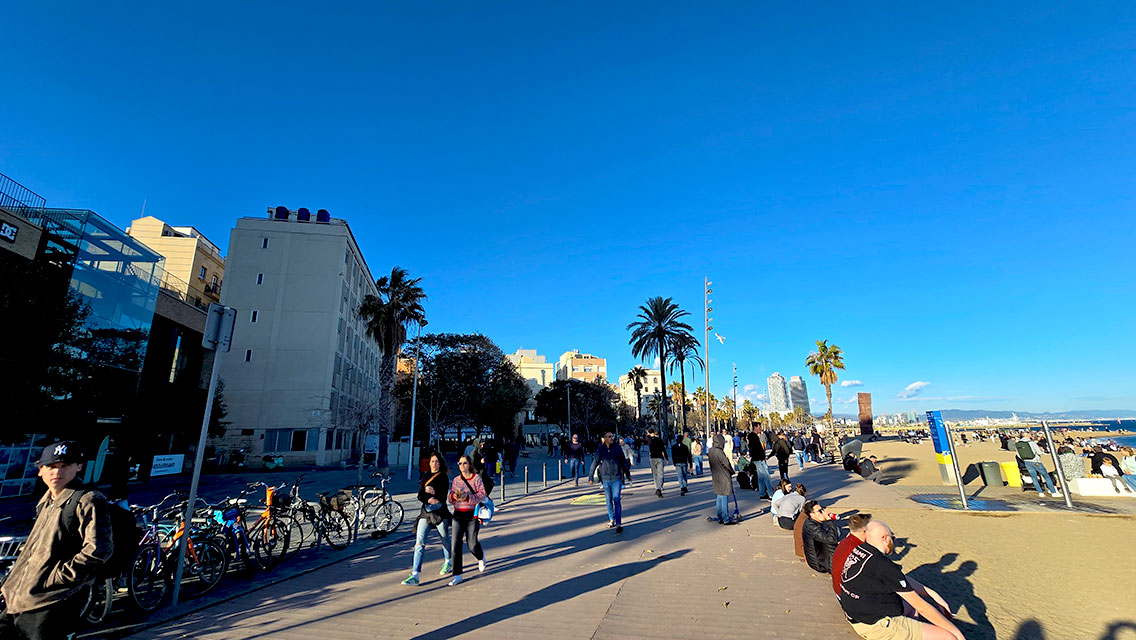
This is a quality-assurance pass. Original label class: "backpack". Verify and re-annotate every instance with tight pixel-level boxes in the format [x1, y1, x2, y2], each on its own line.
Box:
[1015, 441, 1036, 461]
[56, 488, 141, 579]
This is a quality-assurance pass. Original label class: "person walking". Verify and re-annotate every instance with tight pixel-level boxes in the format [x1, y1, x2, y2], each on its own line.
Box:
[791, 431, 808, 470]
[401, 452, 453, 585]
[647, 428, 668, 498]
[1, 442, 113, 640]
[747, 424, 774, 498]
[447, 455, 487, 586]
[590, 431, 632, 533]
[773, 433, 793, 482]
[564, 433, 586, 486]
[671, 437, 692, 496]
[707, 434, 735, 525]
[691, 437, 705, 476]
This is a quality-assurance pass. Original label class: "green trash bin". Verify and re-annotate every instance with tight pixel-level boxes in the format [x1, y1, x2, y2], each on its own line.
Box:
[977, 461, 1003, 486]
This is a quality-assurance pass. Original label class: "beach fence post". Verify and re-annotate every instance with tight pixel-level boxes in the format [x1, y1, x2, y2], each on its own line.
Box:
[1042, 421, 1074, 509]
[944, 424, 969, 509]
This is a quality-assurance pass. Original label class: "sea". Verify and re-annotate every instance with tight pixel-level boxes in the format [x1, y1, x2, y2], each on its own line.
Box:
[1025, 419, 1136, 448]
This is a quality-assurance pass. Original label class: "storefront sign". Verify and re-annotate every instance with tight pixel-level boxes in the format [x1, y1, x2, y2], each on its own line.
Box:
[0, 222, 17, 243]
[151, 454, 185, 477]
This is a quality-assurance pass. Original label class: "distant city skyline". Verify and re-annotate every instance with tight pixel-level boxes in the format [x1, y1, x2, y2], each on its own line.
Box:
[3, 3, 1133, 414]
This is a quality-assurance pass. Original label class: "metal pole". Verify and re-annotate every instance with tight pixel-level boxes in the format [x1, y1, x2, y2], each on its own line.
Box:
[944, 424, 969, 510]
[704, 277, 711, 444]
[1042, 421, 1074, 509]
[171, 350, 221, 606]
[566, 379, 572, 436]
[407, 321, 425, 480]
[732, 362, 738, 431]
[525, 465, 529, 494]
[558, 459, 562, 483]
[543, 463, 547, 489]
[499, 470, 505, 504]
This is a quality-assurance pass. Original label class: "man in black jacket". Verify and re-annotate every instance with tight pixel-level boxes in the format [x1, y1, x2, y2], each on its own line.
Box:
[747, 424, 774, 498]
[671, 439, 692, 496]
[772, 433, 793, 482]
[801, 500, 841, 573]
[647, 429, 668, 498]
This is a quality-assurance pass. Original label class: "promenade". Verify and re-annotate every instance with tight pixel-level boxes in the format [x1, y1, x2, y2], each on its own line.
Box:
[126, 459, 878, 640]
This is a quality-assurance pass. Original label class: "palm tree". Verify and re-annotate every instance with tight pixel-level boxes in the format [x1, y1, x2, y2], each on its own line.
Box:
[647, 395, 662, 423]
[668, 332, 703, 434]
[806, 339, 845, 429]
[627, 297, 692, 439]
[359, 266, 426, 470]
[627, 366, 648, 426]
[741, 399, 759, 426]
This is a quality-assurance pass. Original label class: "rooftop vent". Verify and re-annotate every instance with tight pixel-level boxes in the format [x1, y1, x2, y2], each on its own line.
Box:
[316, 209, 331, 223]
[297, 207, 311, 222]
[273, 206, 290, 221]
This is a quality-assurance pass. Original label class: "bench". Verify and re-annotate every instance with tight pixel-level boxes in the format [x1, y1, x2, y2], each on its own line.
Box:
[1068, 477, 1136, 497]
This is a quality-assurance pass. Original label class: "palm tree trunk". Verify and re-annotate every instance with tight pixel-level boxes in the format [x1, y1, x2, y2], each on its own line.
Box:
[657, 336, 669, 439]
[377, 352, 397, 471]
[825, 382, 833, 428]
[678, 359, 688, 432]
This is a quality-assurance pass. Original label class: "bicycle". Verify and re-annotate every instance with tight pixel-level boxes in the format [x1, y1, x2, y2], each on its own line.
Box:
[279, 474, 353, 557]
[209, 482, 293, 573]
[350, 473, 404, 537]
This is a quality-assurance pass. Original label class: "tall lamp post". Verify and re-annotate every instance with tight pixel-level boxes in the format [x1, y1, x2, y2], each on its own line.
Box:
[704, 277, 713, 443]
[406, 319, 427, 480]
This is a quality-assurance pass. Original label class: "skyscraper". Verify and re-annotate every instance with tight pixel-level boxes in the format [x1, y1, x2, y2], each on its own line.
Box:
[789, 376, 811, 414]
[767, 372, 790, 413]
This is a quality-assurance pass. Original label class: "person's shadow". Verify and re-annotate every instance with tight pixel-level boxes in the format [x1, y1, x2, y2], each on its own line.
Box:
[909, 554, 994, 639]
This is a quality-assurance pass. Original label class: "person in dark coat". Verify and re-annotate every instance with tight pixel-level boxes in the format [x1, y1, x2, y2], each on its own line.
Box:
[671, 439, 692, 496]
[772, 433, 793, 482]
[707, 434, 735, 525]
[801, 500, 840, 573]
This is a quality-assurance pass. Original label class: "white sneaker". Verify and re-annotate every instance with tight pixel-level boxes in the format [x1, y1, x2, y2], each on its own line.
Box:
[1051, 491, 1063, 497]
[448, 575, 463, 586]
[1037, 493, 1045, 497]
[478, 559, 487, 573]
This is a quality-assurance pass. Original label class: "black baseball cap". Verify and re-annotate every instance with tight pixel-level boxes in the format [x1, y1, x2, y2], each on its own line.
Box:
[37, 441, 83, 467]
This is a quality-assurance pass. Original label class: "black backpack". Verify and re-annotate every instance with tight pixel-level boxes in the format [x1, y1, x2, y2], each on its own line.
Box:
[55, 488, 141, 579]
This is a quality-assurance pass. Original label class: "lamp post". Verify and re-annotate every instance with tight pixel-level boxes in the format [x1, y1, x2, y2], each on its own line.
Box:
[704, 277, 712, 443]
[406, 319, 427, 480]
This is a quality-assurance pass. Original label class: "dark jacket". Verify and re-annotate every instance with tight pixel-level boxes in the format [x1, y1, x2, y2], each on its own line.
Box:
[1, 485, 113, 614]
[747, 432, 766, 461]
[591, 443, 631, 482]
[416, 470, 452, 525]
[566, 442, 586, 461]
[773, 437, 793, 461]
[803, 518, 841, 573]
[859, 458, 878, 478]
[671, 442, 692, 465]
[708, 435, 734, 496]
[648, 436, 668, 461]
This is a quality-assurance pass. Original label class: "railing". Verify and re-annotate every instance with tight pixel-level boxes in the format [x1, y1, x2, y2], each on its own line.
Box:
[0, 172, 47, 216]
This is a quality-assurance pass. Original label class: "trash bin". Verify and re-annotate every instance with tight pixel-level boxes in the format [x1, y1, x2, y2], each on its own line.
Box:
[1000, 461, 1022, 487]
[978, 461, 1003, 486]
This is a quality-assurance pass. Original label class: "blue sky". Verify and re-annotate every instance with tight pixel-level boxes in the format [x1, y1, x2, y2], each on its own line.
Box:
[4, 2, 1135, 414]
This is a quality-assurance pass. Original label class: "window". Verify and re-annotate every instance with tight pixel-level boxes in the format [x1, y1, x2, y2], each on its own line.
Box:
[256, 273, 264, 285]
[211, 274, 218, 287]
[325, 429, 334, 450]
[245, 349, 252, 362]
[262, 237, 269, 249]
[199, 266, 207, 280]
[265, 429, 288, 452]
[240, 428, 254, 436]
[250, 310, 258, 323]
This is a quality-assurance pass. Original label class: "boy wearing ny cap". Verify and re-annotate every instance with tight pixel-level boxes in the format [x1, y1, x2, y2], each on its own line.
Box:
[0, 442, 113, 640]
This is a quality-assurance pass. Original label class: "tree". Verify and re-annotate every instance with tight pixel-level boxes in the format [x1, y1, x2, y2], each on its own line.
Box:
[627, 297, 692, 439]
[741, 399, 758, 426]
[534, 380, 618, 439]
[666, 381, 685, 428]
[806, 339, 846, 428]
[627, 366, 648, 425]
[358, 266, 427, 470]
[668, 333, 703, 433]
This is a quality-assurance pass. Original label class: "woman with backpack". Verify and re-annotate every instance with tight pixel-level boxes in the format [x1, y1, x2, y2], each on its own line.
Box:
[400, 452, 453, 585]
[447, 455, 488, 586]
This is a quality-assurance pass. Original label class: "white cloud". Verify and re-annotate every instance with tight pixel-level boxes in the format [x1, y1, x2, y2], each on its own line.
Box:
[739, 384, 766, 405]
[840, 380, 863, 388]
[897, 381, 930, 399]
[838, 396, 859, 405]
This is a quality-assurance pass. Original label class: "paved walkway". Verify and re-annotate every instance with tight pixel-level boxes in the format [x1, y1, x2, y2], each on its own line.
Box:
[127, 460, 898, 640]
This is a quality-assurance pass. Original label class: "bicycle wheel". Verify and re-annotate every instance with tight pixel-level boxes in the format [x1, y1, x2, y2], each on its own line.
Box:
[320, 509, 353, 550]
[81, 577, 114, 625]
[251, 516, 291, 570]
[128, 544, 167, 612]
[281, 510, 309, 558]
[181, 538, 229, 598]
[371, 500, 404, 535]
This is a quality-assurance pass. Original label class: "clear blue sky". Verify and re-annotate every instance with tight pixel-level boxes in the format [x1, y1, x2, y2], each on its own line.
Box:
[4, 2, 1134, 414]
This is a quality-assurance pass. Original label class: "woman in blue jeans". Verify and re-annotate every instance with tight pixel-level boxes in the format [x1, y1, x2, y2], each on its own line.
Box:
[401, 452, 453, 585]
[590, 431, 632, 533]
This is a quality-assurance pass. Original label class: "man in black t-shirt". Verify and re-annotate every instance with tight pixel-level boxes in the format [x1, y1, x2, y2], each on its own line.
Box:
[647, 429, 668, 497]
[839, 521, 965, 640]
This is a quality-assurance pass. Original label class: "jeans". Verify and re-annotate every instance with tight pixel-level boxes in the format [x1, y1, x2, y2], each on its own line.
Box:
[651, 458, 665, 490]
[754, 460, 774, 496]
[794, 451, 805, 469]
[1123, 475, 1136, 492]
[777, 457, 790, 481]
[568, 458, 584, 484]
[1024, 460, 1056, 494]
[412, 516, 452, 574]
[715, 494, 730, 523]
[676, 463, 689, 489]
[0, 590, 84, 640]
[692, 455, 704, 476]
[602, 479, 624, 525]
[451, 509, 484, 576]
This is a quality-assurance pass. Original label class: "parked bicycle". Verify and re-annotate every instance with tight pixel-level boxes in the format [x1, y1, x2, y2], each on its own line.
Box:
[208, 482, 292, 575]
[350, 473, 405, 537]
[278, 474, 353, 558]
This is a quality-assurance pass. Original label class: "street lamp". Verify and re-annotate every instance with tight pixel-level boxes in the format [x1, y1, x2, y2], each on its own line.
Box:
[406, 319, 427, 480]
[704, 277, 712, 443]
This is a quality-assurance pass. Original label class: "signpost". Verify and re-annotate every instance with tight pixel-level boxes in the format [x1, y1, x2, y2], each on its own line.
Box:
[171, 303, 235, 606]
[927, 410, 968, 509]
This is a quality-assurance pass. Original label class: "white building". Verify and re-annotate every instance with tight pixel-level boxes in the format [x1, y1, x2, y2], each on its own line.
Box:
[506, 349, 556, 420]
[789, 376, 811, 414]
[216, 207, 382, 467]
[768, 372, 791, 413]
[617, 368, 662, 417]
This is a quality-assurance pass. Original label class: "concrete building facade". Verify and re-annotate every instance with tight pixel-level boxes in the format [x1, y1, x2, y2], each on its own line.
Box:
[788, 376, 811, 414]
[216, 207, 382, 467]
[127, 216, 226, 312]
[617, 368, 662, 418]
[506, 349, 556, 420]
[767, 372, 791, 413]
[556, 350, 607, 384]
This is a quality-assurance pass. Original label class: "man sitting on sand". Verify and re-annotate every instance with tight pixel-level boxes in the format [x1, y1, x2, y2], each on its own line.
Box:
[832, 513, 871, 596]
[840, 521, 966, 640]
[859, 455, 883, 483]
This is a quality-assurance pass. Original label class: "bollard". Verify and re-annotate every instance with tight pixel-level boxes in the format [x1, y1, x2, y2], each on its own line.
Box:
[499, 471, 505, 504]
[558, 459, 563, 483]
[525, 465, 530, 494]
[543, 463, 547, 489]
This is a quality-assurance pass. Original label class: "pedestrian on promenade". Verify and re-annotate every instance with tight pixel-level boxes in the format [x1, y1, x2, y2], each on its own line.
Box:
[402, 452, 453, 585]
[773, 433, 793, 482]
[447, 455, 487, 586]
[839, 521, 966, 640]
[832, 513, 872, 596]
[619, 437, 634, 468]
[802, 500, 840, 574]
[773, 483, 806, 530]
[747, 424, 774, 498]
[1015, 435, 1061, 498]
[791, 431, 808, 470]
[565, 433, 586, 487]
[671, 437, 692, 496]
[1, 442, 113, 640]
[647, 428, 668, 498]
[707, 434, 736, 525]
[590, 431, 632, 533]
[691, 438, 705, 476]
